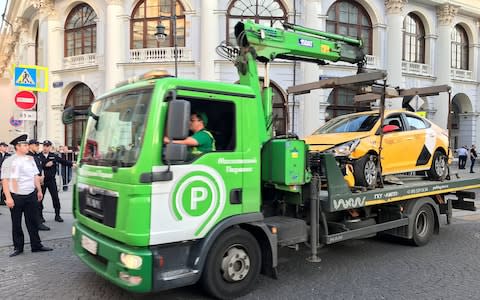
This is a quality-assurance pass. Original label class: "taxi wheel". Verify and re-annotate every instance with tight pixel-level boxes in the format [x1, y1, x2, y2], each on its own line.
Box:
[427, 151, 447, 181]
[353, 154, 378, 189]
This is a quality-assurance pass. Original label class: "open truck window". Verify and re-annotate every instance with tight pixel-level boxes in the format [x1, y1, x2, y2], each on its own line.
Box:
[164, 98, 236, 164]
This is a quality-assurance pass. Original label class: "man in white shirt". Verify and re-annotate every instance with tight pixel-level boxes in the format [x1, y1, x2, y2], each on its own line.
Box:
[1, 134, 53, 257]
[456, 146, 468, 169]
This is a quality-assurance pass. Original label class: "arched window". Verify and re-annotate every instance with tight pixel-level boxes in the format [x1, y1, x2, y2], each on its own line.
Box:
[65, 4, 97, 57]
[131, 0, 185, 49]
[326, 1, 373, 55]
[64, 83, 94, 147]
[403, 13, 425, 63]
[326, 88, 370, 121]
[226, 0, 287, 44]
[451, 25, 469, 70]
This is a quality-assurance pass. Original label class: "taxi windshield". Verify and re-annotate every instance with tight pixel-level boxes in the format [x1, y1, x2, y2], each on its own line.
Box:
[314, 113, 379, 134]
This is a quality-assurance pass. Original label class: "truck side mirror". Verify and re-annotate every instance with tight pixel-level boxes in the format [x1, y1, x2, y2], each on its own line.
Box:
[164, 144, 188, 162]
[62, 107, 88, 125]
[62, 107, 75, 125]
[164, 96, 190, 162]
[167, 99, 190, 140]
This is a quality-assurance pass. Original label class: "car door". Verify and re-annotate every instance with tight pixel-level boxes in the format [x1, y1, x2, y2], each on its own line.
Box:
[381, 114, 412, 174]
[403, 113, 431, 169]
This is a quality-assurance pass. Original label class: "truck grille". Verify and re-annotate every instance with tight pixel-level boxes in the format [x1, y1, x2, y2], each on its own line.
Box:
[78, 184, 118, 228]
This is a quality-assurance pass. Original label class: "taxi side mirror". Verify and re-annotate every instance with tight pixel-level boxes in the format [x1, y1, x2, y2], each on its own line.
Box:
[382, 124, 400, 133]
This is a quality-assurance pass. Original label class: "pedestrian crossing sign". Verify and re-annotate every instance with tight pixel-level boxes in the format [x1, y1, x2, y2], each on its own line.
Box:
[12, 64, 49, 92]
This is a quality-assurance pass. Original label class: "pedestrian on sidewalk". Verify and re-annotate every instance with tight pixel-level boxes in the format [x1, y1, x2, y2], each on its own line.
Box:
[59, 146, 74, 191]
[1, 134, 53, 257]
[469, 145, 477, 173]
[27, 139, 50, 231]
[456, 145, 468, 169]
[39, 140, 75, 222]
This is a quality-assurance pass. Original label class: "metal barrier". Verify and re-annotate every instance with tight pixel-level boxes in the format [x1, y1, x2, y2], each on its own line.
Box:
[57, 151, 78, 193]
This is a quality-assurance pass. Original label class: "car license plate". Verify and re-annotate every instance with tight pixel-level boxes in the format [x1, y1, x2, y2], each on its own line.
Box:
[81, 235, 98, 255]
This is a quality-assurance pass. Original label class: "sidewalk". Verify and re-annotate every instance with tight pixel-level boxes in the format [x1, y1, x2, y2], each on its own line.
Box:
[0, 185, 74, 248]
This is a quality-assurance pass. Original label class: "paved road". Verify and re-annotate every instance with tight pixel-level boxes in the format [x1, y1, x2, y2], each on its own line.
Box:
[0, 213, 479, 299]
[0, 172, 479, 299]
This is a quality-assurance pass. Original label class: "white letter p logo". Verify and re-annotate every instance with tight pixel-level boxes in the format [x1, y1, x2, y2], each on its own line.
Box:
[191, 187, 208, 210]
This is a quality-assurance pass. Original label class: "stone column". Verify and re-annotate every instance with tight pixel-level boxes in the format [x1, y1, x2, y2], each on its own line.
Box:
[458, 112, 478, 147]
[425, 34, 437, 70]
[105, 0, 125, 90]
[301, 0, 324, 137]
[35, 1, 63, 142]
[200, 1, 217, 80]
[385, 0, 407, 109]
[435, 4, 458, 129]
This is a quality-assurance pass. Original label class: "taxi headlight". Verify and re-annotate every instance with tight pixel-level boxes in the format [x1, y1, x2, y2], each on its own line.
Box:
[71, 226, 76, 237]
[329, 139, 360, 157]
[120, 253, 143, 270]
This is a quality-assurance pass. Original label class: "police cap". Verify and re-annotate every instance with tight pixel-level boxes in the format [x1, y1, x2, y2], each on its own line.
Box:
[10, 134, 28, 147]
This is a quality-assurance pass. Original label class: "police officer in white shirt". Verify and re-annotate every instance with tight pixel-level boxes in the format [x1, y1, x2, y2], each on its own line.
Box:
[1, 134, 53, 257]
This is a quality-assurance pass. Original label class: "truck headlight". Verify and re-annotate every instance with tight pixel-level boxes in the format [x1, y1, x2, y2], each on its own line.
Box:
[120, 253, 143, 269]
[329, 139, 360, 157]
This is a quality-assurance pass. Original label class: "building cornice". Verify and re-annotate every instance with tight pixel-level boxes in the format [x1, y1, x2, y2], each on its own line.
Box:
[385, 0, 408, 15]
[436, 3, 459, 26]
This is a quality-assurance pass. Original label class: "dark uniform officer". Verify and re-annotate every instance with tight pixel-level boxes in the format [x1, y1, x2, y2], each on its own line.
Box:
[0, 141, 11, 206]
[38, 140, 74, 222]
[27, 139, 50, 231]
[1, 134, 53, 257]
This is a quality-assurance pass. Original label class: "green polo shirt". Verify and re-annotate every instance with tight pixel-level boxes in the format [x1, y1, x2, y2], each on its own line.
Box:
[191, 129, 216, 155]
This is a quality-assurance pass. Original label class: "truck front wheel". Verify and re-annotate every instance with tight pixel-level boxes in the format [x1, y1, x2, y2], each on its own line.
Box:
[411, 204, 434, 246]
[201, 228, 261, 299]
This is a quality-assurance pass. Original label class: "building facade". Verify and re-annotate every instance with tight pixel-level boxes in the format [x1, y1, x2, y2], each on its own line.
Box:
[0, 0, 478, 149]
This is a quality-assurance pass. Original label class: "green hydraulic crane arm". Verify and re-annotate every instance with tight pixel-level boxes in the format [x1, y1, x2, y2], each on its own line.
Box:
[231, 20, 366, 144]
[234, 20, 365, 67]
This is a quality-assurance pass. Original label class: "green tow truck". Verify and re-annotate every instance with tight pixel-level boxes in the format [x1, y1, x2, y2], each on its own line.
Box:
[64, 21, 480, 299]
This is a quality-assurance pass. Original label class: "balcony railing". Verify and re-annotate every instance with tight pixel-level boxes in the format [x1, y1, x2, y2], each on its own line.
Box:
[129, 47, 192, 63]
[63, 53, 98, 69]
[402, 61, 431, 76]
[365, 55, 376, 68]
[451, 68, 474, 81]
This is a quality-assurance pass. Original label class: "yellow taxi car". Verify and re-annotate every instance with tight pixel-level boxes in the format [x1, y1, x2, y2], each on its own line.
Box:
[304, 110, 450, 188]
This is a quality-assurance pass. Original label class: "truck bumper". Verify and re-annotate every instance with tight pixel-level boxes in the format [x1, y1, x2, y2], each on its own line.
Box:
[72, 221, 201, 293]
[73, 222, 154, 293]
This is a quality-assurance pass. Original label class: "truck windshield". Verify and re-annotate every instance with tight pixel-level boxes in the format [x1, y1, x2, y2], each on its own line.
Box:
[314, 113, 379, 134]
[81, 88, 152, 167]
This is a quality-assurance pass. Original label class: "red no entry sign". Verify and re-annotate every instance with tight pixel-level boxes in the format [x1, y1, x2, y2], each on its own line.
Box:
[15, 91, 37, 110]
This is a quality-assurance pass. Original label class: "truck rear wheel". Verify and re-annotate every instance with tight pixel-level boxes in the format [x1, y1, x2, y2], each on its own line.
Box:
[201, 228, 261, 299]
[411, 204, 434, 246]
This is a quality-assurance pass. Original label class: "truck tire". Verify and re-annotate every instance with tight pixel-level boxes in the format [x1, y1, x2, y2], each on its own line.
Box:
[427, 151, 448, 181]
[411, 204, 434, 246]
[353, 154, 378, 189]
[201, 228, 261, 299]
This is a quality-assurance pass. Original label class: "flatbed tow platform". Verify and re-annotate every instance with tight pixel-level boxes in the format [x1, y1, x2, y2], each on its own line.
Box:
[298, 155, 480, 247]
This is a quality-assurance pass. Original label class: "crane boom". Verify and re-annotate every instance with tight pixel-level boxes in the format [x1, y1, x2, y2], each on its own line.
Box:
[234, 20, 365, 66]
